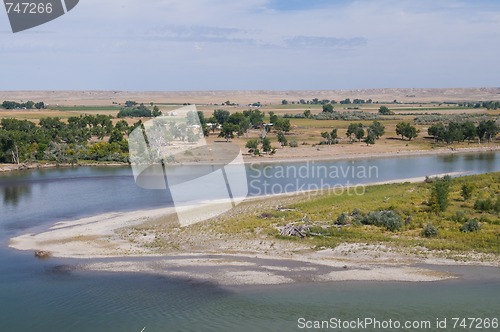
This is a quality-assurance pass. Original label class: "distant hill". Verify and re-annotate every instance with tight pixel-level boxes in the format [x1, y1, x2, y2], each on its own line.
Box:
[0, 88, 499, 106]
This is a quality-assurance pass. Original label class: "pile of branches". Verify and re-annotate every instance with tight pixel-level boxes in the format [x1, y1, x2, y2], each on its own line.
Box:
[279, 224, 310, 238]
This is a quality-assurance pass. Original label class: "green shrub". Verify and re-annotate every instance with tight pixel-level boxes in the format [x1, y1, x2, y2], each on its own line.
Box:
[460, 219, 481, 232]
[350, 208, 364, 225]
[451, 211, 467, 223]
[361, 210, 402, 231]
[289, 140, 298, 148]
[430, 176, 452, 212]
[422, 224, 439, 237]
[335, 213, 350, 225]
[461, 184, 474, 201]
[474, 198, 494, 212]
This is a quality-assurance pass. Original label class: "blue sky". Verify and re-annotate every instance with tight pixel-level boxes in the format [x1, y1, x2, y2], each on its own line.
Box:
[1, 0, 499, 91]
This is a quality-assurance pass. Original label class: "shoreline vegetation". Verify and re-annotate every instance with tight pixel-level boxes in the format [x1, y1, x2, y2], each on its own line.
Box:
[1, 89, 499, 171]
[2, 89, 499, 285]
[1, 145, 499, 173]
[8, 169, 500, 286]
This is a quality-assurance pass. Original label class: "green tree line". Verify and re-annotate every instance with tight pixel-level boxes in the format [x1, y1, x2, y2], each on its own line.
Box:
[2, 100, 46, 110]
[0, 115, 139, 164]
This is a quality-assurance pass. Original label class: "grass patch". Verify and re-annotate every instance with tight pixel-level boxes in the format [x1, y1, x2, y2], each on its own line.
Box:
[217, 173, 500, 254]
[52, 106, 121, 111]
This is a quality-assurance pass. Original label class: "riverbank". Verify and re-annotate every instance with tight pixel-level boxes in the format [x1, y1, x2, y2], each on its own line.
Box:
[6, 205, 470, 286]
[1, 144, 499, 172]
[242, 144, 500, 165]
[0, 161, 128, 173]
[9, 170, 499, 286]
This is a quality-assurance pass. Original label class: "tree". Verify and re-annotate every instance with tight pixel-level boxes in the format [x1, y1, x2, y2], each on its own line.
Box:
[281, 99, 288, 105]
[322, 104, 334, 113]
[114, 120, 129, 133]
[245, 139, 259, 150]
[243, 109, 265, 127]
[346, 123, 363, 142]
[396, 122, 418, 141]
[25, 101, 35, 109]
[303, 109, 312, 118]
[228, 112, 245, 125]
[321, 128, 338, 145]
[213, 109, 230, 125]
[477, 120, 499, 143]
[277, 131, 288, 147]
[262, 137, 272, 153]
[428, 123, 445, 142]
[269, 111, 278, 124]
[117, 104, 152, 118]
[227, 112, 249, 135]
[430, 176, 452, 213]
[378, 106, 394, 115]
[152, 106, 162, 117]
[238, 117, 250, 136]
[355, 126, 365, 142]
[108, 129, 124, 143]
[330, 128, 338, 142]
[364, 133, 376, 146]
[462, 121, 477, 142]
[368, 121, 385, 139]
[197, 111, 206, 126]
[218, 123, 238, 142]
[274, 118, 291, 133]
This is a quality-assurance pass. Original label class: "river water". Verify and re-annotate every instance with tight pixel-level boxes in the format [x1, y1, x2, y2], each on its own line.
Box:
[0, 152, 499, 331]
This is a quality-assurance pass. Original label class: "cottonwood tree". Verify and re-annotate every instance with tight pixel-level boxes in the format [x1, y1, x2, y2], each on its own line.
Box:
[277, 131, 288, 147]
[218, 123, 238, 142]
[378, 106, 394, 115]
[346, 123, 363, 142]
[396, 122, 419, 141]
[477, 120, 499, 143]
[321, 128, 338, 145]
[364, 132, 376, 146]
[368, 121, 385, 139]
[322, 104, 334, 113]
[274, 118, 291, 133]
[262, 137, 272, 153]
[355, 126, 365, 142]
[213, 109, 230, 125]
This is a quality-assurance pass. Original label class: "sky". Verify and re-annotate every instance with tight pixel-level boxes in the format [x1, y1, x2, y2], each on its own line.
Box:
[1, 0, 499, 91]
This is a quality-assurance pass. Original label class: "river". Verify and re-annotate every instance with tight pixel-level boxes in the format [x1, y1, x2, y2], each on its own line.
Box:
[0, 152, 499, 331]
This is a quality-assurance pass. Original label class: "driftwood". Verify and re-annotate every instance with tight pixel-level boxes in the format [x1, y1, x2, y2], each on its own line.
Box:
[280, 224, 309, 238]
[34, 250, 51, 259]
